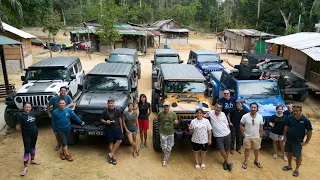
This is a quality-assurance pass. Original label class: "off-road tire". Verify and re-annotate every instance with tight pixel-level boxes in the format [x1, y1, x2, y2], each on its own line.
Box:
[138, 68, 141, 79]
[292, 91, 308, 102]
[4, 106, 17, 128]
[152, 118, 161, 151]
[151, 90, 158, 112]
[67, 129, 79, 145]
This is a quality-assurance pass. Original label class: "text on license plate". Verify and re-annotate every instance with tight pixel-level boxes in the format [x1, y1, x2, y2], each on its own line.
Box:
[88, 131, 105, 136]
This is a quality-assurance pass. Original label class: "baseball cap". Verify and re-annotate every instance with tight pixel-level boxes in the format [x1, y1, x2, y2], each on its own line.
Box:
[163, 101, 170, 106]
[243, 58, 249, 62]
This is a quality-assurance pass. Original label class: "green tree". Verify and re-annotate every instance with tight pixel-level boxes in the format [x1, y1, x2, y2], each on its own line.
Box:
[42, 10, 63, 57]
[0, 0, 22, 30]
[90, 0, 121, 51]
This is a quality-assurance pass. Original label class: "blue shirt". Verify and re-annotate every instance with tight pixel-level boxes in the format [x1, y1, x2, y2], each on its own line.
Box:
[49, 95, 73, 111]
[286, 115, 312, 142]
[16, 112, 38, 133]
[51, 108, 83, 132]
[218, 96, 237, 115]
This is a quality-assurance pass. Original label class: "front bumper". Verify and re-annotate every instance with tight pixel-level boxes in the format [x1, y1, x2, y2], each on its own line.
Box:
[6, 107, 48, 117]
[285, 87, 308, 95]
[71, 124, 106, 136]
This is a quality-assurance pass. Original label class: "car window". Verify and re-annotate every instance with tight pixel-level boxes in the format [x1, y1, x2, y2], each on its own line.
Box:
[228, 78, 236, 96]
[221, 73, 228, 87]
[77, 62, 83, 72]
[74, 64, 78, 74]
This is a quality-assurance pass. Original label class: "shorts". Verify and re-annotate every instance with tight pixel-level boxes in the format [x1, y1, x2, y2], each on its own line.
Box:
[269, 132, 284, 141]
[215, 133, 231, 151]
[106, 127, 123, 143]
[57, 130, 70, 147]
[138, 119, 149, 130]
[285, 140, 302, 158]
[243, 137, 261, 150]
[192, 142, 208, 152]
[128, 130, 137, 134]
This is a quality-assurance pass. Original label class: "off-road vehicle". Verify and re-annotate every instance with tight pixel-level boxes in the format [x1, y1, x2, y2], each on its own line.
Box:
[151, 49, 182, 87]
[152, 64, 212, 150]
[70, 63, 138, 144]
[105, 48, 141, 79]
[243, 53, 308, 101]
[187, 50, 224, 79]
[210, 68, 286, 139]
[5, 57, 84, 127]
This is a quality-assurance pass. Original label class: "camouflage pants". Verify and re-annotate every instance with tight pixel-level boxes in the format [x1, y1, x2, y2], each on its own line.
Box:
[160, 134, 174, 161]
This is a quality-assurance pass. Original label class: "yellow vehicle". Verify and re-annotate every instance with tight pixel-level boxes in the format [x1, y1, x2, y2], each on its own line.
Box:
[152, 64, 213, 150]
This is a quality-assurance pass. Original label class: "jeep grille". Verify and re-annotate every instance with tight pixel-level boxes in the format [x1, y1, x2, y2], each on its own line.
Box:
[178, 114, 196, 121]
[14, 95, 53, 108]
[208, 69, 220, 72]
[80, 113, 101, 124]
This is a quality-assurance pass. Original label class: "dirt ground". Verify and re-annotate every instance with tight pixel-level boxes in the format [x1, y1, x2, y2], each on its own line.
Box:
[1, 32, 320, 180]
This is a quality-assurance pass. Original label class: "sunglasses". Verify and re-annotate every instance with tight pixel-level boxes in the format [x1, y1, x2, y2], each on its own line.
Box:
[224, 93, 230, 95]
[293, 105, 302, 108]
[252, 119, 255, 125]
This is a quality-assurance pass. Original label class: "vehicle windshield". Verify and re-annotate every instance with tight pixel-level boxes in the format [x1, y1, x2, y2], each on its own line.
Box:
[260, 61, 289, 70]
[155, 56, 179, 66]
[238, 81, 279, 96]
[26, 68, 67, 80]
[166, 81, 206, 93]
[198, 55, 220, 63]
[84, 76, 128, 91]
[109, 54, 134, 63]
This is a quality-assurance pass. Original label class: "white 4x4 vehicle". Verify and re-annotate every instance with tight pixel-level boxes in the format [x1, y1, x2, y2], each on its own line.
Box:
[5, 56, 84, 127]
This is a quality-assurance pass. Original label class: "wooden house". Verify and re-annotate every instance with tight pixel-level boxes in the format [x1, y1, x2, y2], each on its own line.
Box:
[0, 22, 36, 72]
[266, 32, 320, 93]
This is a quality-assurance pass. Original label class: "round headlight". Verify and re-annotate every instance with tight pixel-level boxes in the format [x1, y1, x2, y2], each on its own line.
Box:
[15, 97, 23, 103]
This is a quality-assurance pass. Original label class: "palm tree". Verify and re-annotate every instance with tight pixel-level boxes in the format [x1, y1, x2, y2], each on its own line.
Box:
[311, 0, 320, 16]
[0, 0, 23, 31]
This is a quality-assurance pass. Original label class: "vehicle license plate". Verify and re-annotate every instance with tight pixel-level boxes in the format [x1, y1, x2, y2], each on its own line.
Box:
[88, 131, 105, 136]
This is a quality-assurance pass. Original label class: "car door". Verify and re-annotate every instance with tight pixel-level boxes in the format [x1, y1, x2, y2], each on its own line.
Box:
[69, 61, 83, 98]
[129, 73, 138, 103]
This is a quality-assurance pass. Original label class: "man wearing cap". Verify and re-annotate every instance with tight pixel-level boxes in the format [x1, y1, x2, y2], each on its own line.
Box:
[101, 99, 123, 165]
[225, 58, 271, 80]
[157, 101, 179, 167]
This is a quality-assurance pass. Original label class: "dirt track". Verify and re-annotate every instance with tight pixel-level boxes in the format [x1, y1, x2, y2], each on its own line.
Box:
[1, 34, 320, 179]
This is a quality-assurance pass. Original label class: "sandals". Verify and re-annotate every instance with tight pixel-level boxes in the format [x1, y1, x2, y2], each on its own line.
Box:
[242, 162, 248, 169]
[136, 148, 140, 156]
[60, 153, 66, 160]
[283, 156, 288, 162]
[254, 161, 263, 169]
[201, 164, 206, 169]
[236, 150, 242, 154]
[20, 167, 27, 176]
[107, 153, 113, 163]
[30, 160, 41, 165]
[66, 155, 73, 162]
[195, 164, 201, 170]
[162, 161, 167, 167]
[282, 166, 293, 171]
[54, 145, 61, 151]
[273, 154, 278, 159]
[112, 158, 117, 165]
[292, 170, 299, 177]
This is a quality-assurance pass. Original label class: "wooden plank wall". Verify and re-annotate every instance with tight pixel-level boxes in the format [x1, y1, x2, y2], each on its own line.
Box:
[0, 32, 33, 60]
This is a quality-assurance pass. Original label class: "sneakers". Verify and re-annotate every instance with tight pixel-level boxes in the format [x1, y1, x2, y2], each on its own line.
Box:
[66, 155, 73, 162]
[223, 162, 228, 170]
[195, 164, 201, 170]
[227, 163, 233, 171]
[60, 153, 66, 160]
[144, 143, 148, 148]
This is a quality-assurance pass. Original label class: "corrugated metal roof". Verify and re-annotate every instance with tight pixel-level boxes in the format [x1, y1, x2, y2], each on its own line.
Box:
[265, 32, 320, 50]
[161, 28, 189, 33]
[152, 19, 174, 28]
[2, 22, 36, 39]
[226, 29, 276, 37]
[0, 35, 23, 45]
[114, 24, 134, 29]
[301, 47, 320, 61]
[70, 27, 96, 34]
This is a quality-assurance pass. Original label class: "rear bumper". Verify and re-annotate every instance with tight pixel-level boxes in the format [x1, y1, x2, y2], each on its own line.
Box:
[285, 87, 308, 95]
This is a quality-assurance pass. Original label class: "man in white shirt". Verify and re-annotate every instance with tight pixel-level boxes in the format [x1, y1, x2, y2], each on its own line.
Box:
[205, 102, 233, 171]
[240, 102, 264, 169]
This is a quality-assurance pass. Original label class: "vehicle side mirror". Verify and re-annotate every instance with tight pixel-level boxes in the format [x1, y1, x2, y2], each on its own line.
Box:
[21, 76, 25, 81]
[105, 58, 108, 62]
[151, 60, 154, 64]
[70, 74, 76, 80]
[180, 60, 184, 63]
[288, 65, 292, 70]
[131, 85, 137, 92]
[220, 60, 224, 63]
[78, 84, 83, 90]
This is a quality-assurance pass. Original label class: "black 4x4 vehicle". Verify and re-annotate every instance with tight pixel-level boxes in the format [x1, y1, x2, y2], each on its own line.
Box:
[244, 53, 309, 102]
[70, 63, 138, 144]
[5, 57, 84, 127]
[151, 49, 182, 87]
[105, 48, 141, 79]
[152, 64, 212, 150]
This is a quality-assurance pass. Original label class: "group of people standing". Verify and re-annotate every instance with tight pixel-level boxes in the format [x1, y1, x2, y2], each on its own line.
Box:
[15, 86, 313, 177]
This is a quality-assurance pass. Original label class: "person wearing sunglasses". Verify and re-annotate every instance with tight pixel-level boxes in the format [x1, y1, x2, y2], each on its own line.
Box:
[204, 102, 233, 171]
[282, 105, 313, 177]
[218, 89, 237, 116]
[240, 103, 264, 169]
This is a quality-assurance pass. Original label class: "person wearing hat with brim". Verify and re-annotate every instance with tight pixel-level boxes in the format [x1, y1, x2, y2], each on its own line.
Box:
[225, 58, 271, 80]
[157, 101, 179, 167]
